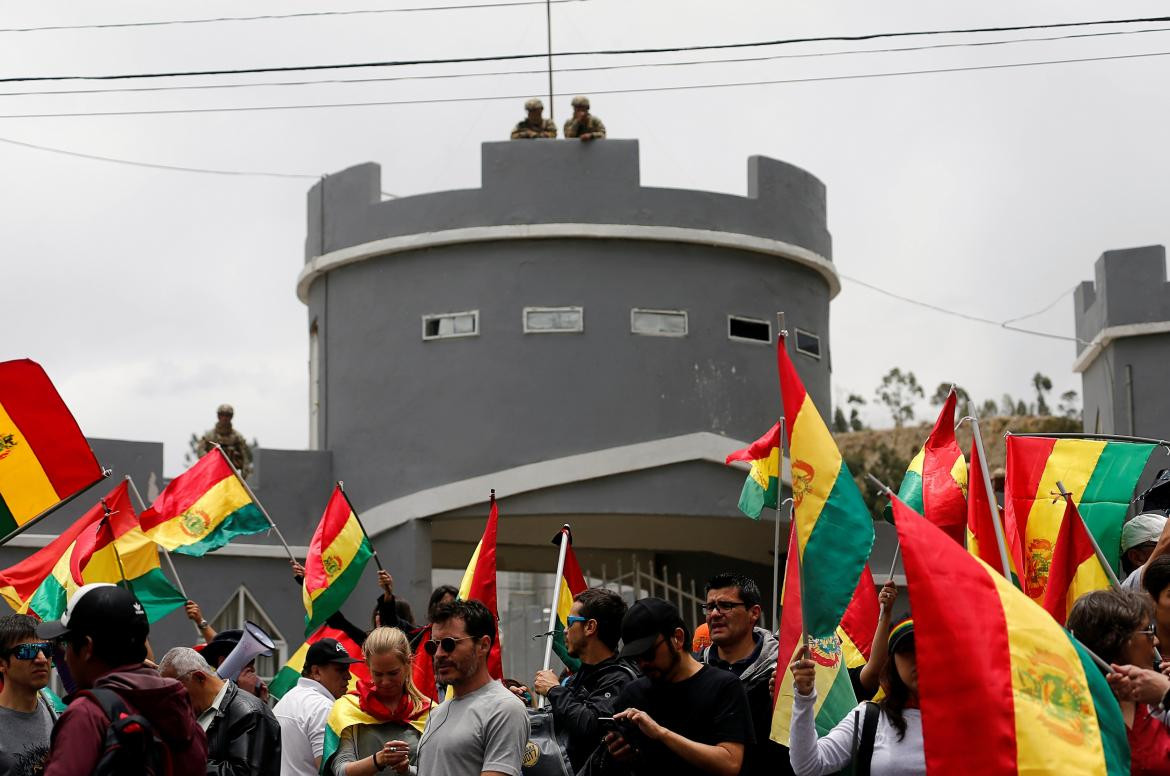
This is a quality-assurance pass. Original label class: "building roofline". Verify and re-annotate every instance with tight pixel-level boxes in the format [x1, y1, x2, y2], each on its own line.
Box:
[1071, 321, 1170, 373]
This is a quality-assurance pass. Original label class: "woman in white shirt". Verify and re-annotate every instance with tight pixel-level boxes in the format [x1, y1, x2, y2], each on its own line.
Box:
[788, 618, 925, 776]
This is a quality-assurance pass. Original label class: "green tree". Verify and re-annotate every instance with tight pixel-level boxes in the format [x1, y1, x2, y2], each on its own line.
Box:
[1000, 394, 1017, 416]
[833, 406, 849, 433]
[1058, 389, 1081, 420]
[930, 383, 971, 408]
[980, 399, 999, 417]
[1032, 373, 1053, 416]
[847, 394, 867, 432]
[875, 368, 924, 428]
[1015, 399, 1028, 416]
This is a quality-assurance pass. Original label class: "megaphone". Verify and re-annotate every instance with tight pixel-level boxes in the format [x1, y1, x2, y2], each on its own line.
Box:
[216, 620, 275, 682]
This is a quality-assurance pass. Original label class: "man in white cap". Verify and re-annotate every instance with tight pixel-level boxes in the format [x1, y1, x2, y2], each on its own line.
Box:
[1120, 512, 1169, 591]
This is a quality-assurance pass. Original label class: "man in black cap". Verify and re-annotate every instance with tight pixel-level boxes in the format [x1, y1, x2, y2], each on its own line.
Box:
[604, 597, 754, 776]
[201, 628, 270, 701]
[38, 583, 208, 776]
[273, 638, 361, 776]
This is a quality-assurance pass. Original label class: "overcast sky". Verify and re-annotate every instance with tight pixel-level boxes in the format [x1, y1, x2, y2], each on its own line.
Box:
[4, 0, 1169, 475]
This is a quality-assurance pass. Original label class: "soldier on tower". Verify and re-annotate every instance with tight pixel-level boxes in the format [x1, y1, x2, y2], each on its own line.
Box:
[563, 96, 606, 141]
[510, 98, 558, 139]
[198, 403, 253, 479]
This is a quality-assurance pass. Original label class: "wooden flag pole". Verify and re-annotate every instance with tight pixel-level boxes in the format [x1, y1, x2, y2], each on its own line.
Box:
[968, 408, 1015, 583]
[337, 481, 384, 572]
[537, 524, 572, 709]
[213, 444, 297, 565]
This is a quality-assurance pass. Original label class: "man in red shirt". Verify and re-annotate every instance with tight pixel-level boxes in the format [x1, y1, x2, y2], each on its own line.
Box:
[38, 583, 208, 775]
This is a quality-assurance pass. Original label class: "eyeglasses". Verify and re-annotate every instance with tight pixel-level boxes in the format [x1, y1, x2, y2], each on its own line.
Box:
[5, 642, 51, 661]
[566, 616, 588, 627]
[423, 636, 474, 656]
[702, 601, 747, 614]
[1136, 623, 1158, 641]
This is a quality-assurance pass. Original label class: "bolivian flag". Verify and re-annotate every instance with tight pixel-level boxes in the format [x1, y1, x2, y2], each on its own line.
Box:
[892, 494, 1128, 775]
[139, 447, 269, 556]
[270, 623, 369, 701]
[0, 359, 105, 541]
[1004, 436, 1154, 601]
[303, 486, 373, 636]
[0, 482, 185, 622]
[550, 529, 588, 672]
[966, 437, 1023, 580]
[1042, 497, 1110, 626]
[837, 565, 878, 671]
[725, 423, 780, 519]
[321, 691, 429, 776]
[457, 493, 502, 680]
[895, 388, 967, 543]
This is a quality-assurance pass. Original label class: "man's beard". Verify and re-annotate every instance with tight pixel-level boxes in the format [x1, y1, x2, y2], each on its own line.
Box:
[648, 644, 682, 685]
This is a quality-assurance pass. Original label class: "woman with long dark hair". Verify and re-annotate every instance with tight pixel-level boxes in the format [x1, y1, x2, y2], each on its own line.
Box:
[788, 618, 925, 776]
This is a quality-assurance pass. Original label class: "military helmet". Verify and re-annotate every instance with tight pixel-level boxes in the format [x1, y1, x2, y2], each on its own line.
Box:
[216, 403, 234, 417]
[570, 95, 590, 109]
[524, 98, 544, 111]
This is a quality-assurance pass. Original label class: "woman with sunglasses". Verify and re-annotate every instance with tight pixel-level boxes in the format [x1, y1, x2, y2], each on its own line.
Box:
[1069, 589, 1170, 775]
[325, 627, 432, 776]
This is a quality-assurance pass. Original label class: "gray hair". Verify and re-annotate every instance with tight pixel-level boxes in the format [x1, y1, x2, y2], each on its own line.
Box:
[159, 646, 214, 679]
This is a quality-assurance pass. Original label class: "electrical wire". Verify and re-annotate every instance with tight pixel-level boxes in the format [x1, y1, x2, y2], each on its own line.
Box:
[1, 48, 1167, 119]
[0, 0, 587, 33]
[5, 25, 1170, 100]
[3, 14, 1170, 83]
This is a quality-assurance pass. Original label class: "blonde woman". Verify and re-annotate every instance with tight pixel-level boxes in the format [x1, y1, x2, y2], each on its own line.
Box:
[324, 627, 432, 776]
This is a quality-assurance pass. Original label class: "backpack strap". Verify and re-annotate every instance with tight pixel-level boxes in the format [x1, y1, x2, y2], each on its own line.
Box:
[78, 688, 132, 724]
[853, 702, 881, 776]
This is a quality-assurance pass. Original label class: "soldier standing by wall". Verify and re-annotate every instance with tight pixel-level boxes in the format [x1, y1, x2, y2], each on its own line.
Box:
[199, 403, 254, 479]
[563, 96, 606, 141]
[510, 98, 558, 139]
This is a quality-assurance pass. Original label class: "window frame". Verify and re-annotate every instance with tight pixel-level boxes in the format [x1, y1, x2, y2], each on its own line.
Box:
[522, 306, 585, 334]
[630, 307, 689, 338]
[208, 586, 288, 682]
[794, 327, 822, 360]
[726, 314, 772, 345]
[421, 309, 479, 341]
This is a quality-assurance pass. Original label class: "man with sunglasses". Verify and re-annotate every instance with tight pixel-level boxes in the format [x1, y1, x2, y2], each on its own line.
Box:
[514, 588, 638, 772]
[604, 597, 754, 776]
[416, 599, 528, 776]
[0, 614, 57, 771]
[695, 573, 787, 776]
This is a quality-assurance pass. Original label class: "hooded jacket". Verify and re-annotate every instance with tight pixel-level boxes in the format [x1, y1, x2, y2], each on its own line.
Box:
[545, 655, 640, 772]
[205, 680, 281, 776]
[43, 663, 208, 776]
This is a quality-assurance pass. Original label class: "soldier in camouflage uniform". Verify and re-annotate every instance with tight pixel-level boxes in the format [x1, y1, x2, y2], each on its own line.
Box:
[198, 403, 253, 479]
[563, 95, 606, 141]
[511, 98, 557, 139]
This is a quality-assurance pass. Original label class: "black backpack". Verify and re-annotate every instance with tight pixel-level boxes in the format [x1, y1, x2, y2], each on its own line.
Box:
[78, 688, 173, 776]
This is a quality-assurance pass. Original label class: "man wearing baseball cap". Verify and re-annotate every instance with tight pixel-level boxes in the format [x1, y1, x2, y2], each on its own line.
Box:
[39, 583, 208, 776]
[273, 638, 361, 776]
[604, 597, 754, 776]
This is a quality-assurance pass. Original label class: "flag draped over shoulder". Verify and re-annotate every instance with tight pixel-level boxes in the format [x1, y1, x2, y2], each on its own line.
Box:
[771, 521, 856, 747]
[725, 423, 781, 519]
[1005, 436, 1154, 601]
[551, 530, 588, 672]
[0, 482, 184, 623]
[139, 448, 268, 556]
[269, 623, 369, 701]
[321, 687, 430, 775]
[777, 334, 874, 638]
[0, 359, 104, 540]
[303, 486, 373, 635]
[966, 437, 1022, 580]
[895, 389, 967, 543]
[1042, 497, 1111, 626]
[892, 494, 1129, 776]
[458, 495, 502, 680]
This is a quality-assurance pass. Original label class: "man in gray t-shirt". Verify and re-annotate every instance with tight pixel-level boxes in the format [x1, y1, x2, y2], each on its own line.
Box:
[0, 615, 57, 770]
[416, 600, 528, 776]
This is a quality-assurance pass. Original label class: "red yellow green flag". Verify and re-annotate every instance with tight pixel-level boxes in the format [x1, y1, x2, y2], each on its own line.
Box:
[303, 486, 374, 635]
[892, 493, 1128, 775]
[777, 333, 874, 638]
[1004, 436, 1154, 601]
[269, 623, 369, 701]
[725, 423, 780, 519]
[838, 566, 878, 670]
[1042, 497, 1110, 626]
[322, 691, 429, 776]
[551, 529, 588, 672]
[0, 359, 104, 541]
[0, 482, 184, 623]
[139, 448, 269, 556]
[966, 437, 1023, 580]
[894, 388, 967, 543]
[456, 494, 502, 680]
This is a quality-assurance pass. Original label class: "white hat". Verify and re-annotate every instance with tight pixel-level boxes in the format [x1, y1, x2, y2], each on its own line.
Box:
[1122, 512, 1167, 552]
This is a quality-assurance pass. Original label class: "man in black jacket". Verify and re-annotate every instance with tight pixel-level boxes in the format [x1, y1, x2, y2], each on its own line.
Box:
[517, 588, 639, 772]
[160, 646, 281, 776]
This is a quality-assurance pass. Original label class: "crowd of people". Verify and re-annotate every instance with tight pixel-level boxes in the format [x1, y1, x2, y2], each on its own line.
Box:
[5, 512, 1170, 776]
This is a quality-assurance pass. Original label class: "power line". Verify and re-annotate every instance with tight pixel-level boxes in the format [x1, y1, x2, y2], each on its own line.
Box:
[3, 14, 1170, 83]
[0, 0, 587, 34]
[1, 48, 1167, 119]
[5, 25, 1169, 100]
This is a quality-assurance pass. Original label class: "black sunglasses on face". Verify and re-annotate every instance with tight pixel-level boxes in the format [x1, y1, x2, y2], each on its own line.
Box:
[423, 636, 474, 656]
[4, 642, 52, 661]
